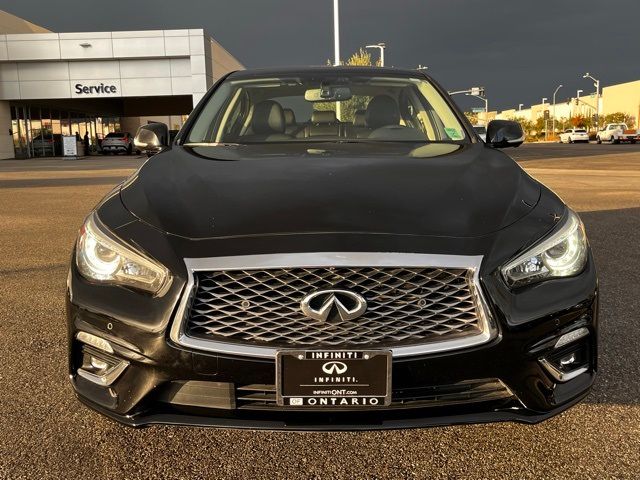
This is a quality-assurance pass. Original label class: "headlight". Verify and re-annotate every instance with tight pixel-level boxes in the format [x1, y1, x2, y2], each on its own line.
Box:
[501, 209, 588, 288]
[76, 212, 171, 294]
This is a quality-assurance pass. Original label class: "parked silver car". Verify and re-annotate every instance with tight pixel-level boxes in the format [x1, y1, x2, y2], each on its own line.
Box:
[101, 132, 134, 155]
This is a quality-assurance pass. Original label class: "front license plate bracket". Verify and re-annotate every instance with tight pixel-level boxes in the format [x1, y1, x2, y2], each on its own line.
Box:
[275, 350, 392, 408]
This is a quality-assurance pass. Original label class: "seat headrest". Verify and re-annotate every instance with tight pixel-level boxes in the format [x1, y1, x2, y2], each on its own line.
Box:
[283, 108, 296, 126]
[365, 95, 400, 129]
[311, 110, 337, 124]
[252, 100, 285, 134]
[353, 109, 366, 127]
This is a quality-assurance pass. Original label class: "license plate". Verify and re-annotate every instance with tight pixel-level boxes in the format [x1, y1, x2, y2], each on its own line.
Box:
[276, 350, 391, 408]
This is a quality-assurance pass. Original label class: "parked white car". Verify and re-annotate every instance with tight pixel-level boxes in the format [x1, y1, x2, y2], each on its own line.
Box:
[101, 132, 135, 154]
[559, 128, 589, 144]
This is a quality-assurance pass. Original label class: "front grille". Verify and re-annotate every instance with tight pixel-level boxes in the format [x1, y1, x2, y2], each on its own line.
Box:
[184, 266, 484, 348]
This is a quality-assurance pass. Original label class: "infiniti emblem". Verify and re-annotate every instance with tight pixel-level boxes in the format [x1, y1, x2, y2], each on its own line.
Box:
[300, 289, 367, 322]
[322, 361, 348, 375]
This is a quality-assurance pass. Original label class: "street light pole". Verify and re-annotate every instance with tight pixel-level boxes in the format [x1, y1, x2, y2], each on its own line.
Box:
[552, 84, 563, 140]
[333, 0, 340, 66]
[542, 98, 548, 141]
[333, 0, 342, 120]
[365, 43, 386, 67]
[576, 89, 583, 119]
[583, 72, 600, 131]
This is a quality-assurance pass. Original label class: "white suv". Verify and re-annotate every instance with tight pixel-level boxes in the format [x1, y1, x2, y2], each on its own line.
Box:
[101, 132, 134, 155]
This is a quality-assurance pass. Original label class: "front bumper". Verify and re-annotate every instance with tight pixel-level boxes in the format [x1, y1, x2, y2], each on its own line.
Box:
[67, 260, 598, 430]
[77, 388, 592, 430]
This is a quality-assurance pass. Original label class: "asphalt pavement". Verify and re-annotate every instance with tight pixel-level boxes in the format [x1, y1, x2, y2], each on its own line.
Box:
[0, 144, 639, 479]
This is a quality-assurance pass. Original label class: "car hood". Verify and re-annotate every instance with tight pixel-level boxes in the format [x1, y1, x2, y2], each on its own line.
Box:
[119, 142, 540, 240]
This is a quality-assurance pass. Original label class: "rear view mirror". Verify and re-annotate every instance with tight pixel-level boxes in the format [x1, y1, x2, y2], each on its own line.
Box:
[305, 86, 352, 102]
[134, 122, 170, 157]
[487, 120, 524, 148]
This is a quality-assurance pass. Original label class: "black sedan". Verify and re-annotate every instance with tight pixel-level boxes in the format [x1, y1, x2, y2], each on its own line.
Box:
[67, 67, 597, 429]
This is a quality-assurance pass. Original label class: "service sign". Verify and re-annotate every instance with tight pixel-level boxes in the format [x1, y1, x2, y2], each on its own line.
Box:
[71, 79, 121, 98]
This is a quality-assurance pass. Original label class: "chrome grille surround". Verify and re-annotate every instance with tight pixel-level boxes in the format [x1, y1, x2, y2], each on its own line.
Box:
[169, 253, 497, 358]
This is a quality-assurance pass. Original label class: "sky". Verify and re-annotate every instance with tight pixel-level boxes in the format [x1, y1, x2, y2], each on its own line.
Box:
[2, 0, 640, 111]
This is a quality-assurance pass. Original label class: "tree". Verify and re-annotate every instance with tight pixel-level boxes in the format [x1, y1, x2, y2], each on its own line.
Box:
[602, 112, 636, 128]
[464, 111, 479, 125]
[570, 115, 589, 128]
[508, 116, 534, 140]
[346, 48, 377, 66]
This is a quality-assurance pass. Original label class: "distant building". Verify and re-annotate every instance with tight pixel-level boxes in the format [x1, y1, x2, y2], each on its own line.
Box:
[602, 80, 640, 123]
[494, 80, 639, 130]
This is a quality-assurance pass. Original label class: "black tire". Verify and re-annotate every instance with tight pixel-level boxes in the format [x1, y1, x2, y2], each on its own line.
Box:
[596, 136, 601, 144]
[569, 137, 573, 144]
[127, 144, 133, 155]
[101, 150, 108, 155]
[631, 140, 636, 144]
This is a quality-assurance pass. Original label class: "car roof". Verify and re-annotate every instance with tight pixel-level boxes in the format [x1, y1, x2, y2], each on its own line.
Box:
[227, 66, 431, 80]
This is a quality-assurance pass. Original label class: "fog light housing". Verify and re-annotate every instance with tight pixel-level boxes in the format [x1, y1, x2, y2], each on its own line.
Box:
[77, 347, 129, 387]
[539, 340, 590, 383]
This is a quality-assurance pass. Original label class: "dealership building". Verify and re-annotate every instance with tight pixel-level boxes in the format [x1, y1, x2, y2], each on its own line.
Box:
[0, 9, 243, 159]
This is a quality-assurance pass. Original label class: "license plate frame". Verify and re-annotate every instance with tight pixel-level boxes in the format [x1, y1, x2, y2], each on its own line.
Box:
[275, 350, 392, 408]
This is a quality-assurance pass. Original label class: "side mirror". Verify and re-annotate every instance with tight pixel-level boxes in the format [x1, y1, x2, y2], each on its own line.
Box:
[487, 120, 524, 148]
[134, 122, 170, 157]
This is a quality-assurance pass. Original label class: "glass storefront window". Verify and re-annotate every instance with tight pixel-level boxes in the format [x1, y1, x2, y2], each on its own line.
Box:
[71, 116, 80, 141]
[10, 106, 28, 159]
[61, 111, 70, 137]
[42, 108, 56, 157]
[95, 117, 104, 142]
[51, 110, 61, 135]
[9, 103, 121, 158]
[29, 107, 44, 157]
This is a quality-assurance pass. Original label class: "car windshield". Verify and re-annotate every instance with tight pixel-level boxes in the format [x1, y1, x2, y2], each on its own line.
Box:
[106, 132, 126, 138]
[575, 129, 587, 133]
[185, 72, 467, 145]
